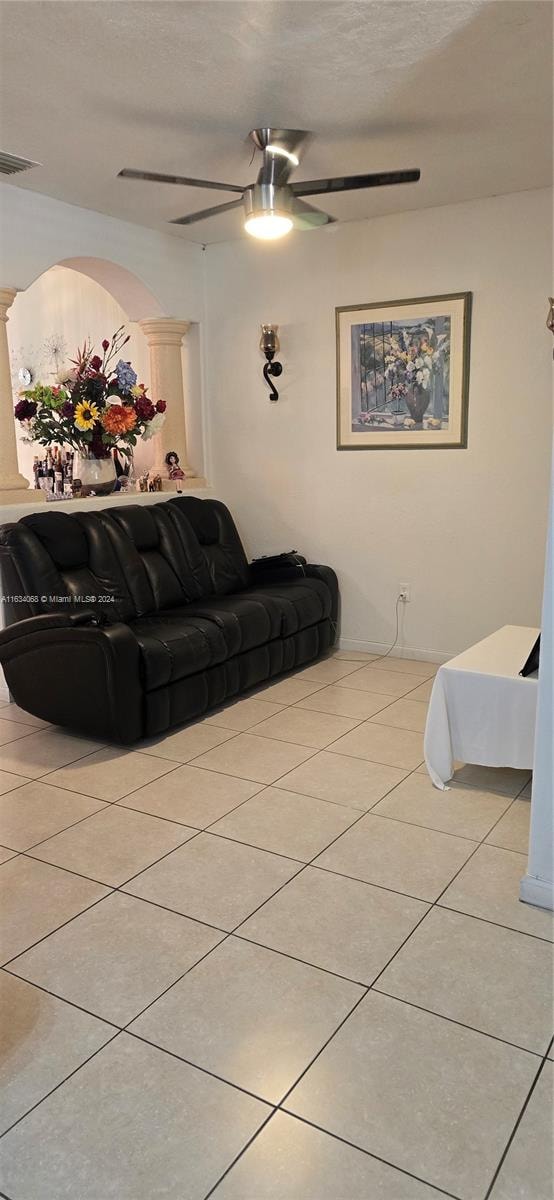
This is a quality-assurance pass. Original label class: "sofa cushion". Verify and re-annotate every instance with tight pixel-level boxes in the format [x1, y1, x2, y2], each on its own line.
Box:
[133, 575, 333, 690]
[166, 595, 275, 657]
[240, 577, 332, 635]
[130, 614, 229, 690]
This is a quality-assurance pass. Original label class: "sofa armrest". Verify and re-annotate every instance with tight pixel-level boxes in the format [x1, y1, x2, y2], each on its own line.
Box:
[0, 618, 143, 744]
[0, 610, 99, 648]
[248, 559, 339, 636]
[302, 564, 339, 631]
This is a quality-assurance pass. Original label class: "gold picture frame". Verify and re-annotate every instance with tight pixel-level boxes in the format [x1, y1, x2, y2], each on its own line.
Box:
[336, 292, 472, 450]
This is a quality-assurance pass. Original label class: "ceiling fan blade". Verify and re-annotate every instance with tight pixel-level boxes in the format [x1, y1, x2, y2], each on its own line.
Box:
[118, 168, 244, 193]
[291, 198, 335, 231]
[170, 198, 243, 226]
[291, 169, 421, 197]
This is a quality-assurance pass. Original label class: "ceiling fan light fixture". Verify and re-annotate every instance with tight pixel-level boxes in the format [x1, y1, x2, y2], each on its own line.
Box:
[244, 211, 293, 240]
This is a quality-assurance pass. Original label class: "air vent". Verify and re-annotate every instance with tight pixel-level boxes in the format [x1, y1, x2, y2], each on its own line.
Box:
[0, 151, 41, 176]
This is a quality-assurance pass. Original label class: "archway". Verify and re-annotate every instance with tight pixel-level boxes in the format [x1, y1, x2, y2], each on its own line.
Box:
[2, 256, 198, 504]
[59, 257, 165, 322]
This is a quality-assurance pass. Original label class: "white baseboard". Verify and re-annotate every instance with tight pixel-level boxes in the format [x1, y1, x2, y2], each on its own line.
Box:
[519, 873, 554, 912]
[337, 636, 455, 665]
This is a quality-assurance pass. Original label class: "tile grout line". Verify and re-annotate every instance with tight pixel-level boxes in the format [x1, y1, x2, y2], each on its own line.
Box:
[4, 767, 526, 875]
[3, 775, 387, 1137]
[0, 806, 539, 1190]
[205, 747, 541, 1196]
[0, 1027, 122, 1141]
[0, 738, 114, 784]
[0, 886, 117, 972]
[202, 1108, 280, 1200]
[125, 1028, 276, 1107]
[0, 662, 540, 1195]
[4, 706, 544, 998]
[370, 987, 546, 1059]
[1, 702, 538, 956]
[482, 1050, 551, 1199]
[10, 756, 194, 854]
[1, 965, 122, 1032]
[0, 724, 62, 749]
[129, 728, 537, 1192]
[205, 1105, 464, 1200]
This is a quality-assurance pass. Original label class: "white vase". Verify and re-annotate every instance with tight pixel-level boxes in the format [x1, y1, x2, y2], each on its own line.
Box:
[75, 453, 116, 497]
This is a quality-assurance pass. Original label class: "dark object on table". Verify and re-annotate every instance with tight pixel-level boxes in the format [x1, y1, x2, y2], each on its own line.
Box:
[0, 498, 338, 743]
[520, 634, 540, 677]
[251, 551, 306, 584]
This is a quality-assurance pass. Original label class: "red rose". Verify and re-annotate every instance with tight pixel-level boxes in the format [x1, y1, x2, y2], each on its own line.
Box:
[156, 400, 167, 413]
[90, 355, 103, 371]
[102, 339, 110, 351]
[135, 395, 156, 422]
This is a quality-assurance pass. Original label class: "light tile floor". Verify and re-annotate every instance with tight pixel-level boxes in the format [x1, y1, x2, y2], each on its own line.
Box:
[0, 653, 551, 1200]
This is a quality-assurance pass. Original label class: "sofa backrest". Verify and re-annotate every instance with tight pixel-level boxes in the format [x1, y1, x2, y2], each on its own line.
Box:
[169, 497, 249, 596]
[0, 497, 250, 625]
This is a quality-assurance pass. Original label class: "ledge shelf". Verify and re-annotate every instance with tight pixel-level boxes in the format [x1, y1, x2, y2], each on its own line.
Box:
[0, 477, 210, 524]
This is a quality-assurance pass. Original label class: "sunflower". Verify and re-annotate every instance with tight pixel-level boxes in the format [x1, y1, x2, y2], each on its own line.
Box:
[74, 400, 100, 431]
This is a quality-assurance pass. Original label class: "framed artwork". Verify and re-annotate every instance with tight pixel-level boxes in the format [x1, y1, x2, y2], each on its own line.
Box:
[336, 292, 472, 450]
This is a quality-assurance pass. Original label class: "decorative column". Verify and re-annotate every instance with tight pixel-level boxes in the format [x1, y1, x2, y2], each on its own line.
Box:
[138, 318, 195, 484]
[0, 288, 44, 505]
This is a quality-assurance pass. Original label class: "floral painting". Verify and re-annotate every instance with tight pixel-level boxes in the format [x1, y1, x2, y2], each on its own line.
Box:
[336, 293, 471, 449]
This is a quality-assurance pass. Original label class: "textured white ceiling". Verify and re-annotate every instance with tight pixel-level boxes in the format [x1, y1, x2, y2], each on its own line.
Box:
[0, 0, 551, 243]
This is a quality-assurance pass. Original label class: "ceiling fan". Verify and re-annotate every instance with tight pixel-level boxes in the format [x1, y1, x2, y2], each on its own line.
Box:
[118, 128, 420, 241]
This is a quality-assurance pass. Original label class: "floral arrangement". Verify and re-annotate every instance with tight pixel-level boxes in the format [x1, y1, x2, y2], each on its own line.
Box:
[14, 327, 166, 460]
[384, 324, 449, 398]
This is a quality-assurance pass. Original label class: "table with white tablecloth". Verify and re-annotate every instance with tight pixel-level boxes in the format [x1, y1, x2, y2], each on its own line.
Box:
[424, 625, 539, 790]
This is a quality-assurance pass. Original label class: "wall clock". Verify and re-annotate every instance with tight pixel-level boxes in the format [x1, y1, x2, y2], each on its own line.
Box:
[18, 367, 33, 386]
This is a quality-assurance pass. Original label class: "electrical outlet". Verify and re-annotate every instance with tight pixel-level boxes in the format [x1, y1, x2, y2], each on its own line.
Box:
[398, 583, 411, 603]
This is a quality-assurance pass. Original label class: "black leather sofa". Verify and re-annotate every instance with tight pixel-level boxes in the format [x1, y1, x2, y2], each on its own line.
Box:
[0, 497, 338, 743]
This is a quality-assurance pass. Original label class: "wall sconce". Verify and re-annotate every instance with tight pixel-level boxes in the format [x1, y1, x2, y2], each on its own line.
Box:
[547, 298, 554, 357]
[260, 324, 283, 402]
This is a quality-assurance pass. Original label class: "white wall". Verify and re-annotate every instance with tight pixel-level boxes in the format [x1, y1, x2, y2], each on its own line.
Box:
[0, 183, 204, 320]
[521, 441, 553, 911]
[204, 188, 553, 658]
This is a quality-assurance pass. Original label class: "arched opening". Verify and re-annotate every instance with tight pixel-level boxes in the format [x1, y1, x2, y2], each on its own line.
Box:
[9, 258, 163, 482]
[60, 257, 165, 322]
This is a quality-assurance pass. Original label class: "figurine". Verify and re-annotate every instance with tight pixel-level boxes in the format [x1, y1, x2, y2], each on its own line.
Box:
[165, 451, 186, 482]
[165, 451, 186, 492]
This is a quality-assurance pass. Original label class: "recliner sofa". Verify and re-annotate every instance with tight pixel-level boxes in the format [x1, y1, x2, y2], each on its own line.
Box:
[0, 497, 338, 743]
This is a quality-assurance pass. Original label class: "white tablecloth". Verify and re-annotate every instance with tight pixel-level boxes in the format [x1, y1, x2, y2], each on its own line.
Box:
[424, 625, 539, 790]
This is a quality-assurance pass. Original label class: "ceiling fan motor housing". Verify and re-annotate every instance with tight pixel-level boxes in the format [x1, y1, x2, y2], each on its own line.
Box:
[245, 128, 310, 219]
[243, 182, 294, 221]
